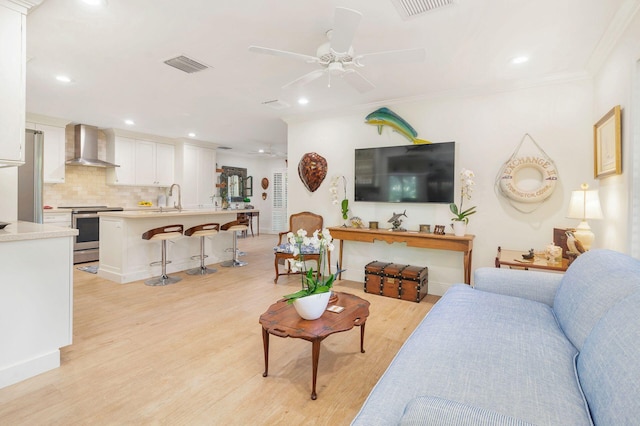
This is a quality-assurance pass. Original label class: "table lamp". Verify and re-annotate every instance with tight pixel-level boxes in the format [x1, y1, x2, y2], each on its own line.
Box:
[566, 183, 603, 250]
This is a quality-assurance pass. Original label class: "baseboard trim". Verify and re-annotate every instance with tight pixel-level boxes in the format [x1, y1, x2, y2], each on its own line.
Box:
[0, 349, 60, 389]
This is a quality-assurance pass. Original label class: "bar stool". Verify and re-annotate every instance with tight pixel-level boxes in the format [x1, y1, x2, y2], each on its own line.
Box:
[221, 220, 248, 267]
[184, 223, 219, 275]
[237, 213, 250, 238]
[142, 224, 184, 286]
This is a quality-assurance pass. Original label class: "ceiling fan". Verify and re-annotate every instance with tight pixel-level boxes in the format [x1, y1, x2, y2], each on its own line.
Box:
[249, 7, 426, 93]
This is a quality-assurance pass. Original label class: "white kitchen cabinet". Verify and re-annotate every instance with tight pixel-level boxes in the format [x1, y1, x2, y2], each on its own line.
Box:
[0, 2, 26, 166]
[106, 135, 136, 185]
[38, 124, 67, 183]
[25, 118, 70, 183]
[135, 140, 174, 186]
[105, 130, 174, 187]
[134, 139, 155, 185]
[182, 144, 215, 207]
[41, 124, 66, 183]
[0, 224, 75, 389]
[155, 142, 175, 186]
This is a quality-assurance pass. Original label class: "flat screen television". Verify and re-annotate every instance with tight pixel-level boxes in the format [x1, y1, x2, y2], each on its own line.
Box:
[354, 142, 455, 203]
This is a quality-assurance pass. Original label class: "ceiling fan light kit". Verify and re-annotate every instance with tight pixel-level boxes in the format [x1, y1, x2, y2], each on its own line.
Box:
[249, 6, 426, 93]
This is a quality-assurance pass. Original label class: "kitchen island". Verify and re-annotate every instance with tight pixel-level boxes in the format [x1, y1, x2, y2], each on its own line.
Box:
[0, 222, 77, 388]
[98, 209, 258, 284]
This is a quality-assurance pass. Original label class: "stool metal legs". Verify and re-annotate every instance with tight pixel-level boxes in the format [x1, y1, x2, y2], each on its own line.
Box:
[145, 240, 182, 286]
[187, 236, 218, 275]
[221, 230, 248, 267]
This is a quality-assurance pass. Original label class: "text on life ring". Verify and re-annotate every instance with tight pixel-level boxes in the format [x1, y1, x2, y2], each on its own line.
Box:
[499, 156, 558, 203]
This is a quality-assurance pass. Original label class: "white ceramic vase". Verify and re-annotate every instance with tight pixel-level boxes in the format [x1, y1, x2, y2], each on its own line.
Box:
[452, 221, 467, 237]
[292, 292, 331, 320]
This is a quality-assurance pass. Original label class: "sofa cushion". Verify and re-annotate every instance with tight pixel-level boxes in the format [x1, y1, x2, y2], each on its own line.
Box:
[400, 396, 535, 426]
[577, 291, 640, 425]
[351, 284, 591, 425]
[474, 267, 563, 307]
[554, 249, 640, 351]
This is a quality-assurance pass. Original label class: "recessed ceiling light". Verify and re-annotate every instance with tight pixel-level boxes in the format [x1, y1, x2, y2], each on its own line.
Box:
[124, 119, 135, 126]
[298, 97, 309, 105]
[55, 75, 72, 83]
[258, 149, 265, 153]
[81, 0, 107, 6]
[188, 132, 196, 138]
[511, 56, 529, 65]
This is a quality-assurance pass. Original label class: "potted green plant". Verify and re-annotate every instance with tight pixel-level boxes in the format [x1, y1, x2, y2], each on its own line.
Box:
[283, 228, 339, 319]
[449, 168, 477, 236]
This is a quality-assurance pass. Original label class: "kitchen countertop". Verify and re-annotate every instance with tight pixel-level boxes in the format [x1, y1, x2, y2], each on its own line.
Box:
[0, 221, 78, 242]
[98, 208, 258, 219]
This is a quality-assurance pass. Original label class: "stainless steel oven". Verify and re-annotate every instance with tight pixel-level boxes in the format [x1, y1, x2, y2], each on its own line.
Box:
[60, 206, 123, 264]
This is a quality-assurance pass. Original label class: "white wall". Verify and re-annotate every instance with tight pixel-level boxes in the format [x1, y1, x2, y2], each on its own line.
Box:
[287, 78, 601, 295]
[216, 151, 286, 234]
[591, 9, 640, 255]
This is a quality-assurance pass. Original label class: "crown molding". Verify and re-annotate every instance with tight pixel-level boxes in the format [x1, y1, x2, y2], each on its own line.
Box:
[0, 0, 44, 13]
[586, 0, 640, 75]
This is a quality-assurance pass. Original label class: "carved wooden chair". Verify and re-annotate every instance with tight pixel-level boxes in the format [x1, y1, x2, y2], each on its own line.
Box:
[273, 211, 327, 283]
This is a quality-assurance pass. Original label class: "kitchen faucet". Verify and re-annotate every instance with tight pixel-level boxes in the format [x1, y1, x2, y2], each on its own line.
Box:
[169, 183, 182, 211]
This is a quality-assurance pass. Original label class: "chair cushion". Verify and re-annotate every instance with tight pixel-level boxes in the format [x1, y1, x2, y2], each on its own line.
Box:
[274, 243, 320, 255]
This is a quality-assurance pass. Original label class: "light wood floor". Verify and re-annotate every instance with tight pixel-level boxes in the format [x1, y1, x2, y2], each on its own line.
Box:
[0, 234, 438, 425]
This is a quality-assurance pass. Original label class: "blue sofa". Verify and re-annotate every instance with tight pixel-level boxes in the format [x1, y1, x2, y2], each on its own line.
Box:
[352, 249, 640, 425]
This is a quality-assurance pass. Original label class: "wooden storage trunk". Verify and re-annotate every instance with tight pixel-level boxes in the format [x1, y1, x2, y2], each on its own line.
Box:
[364, 261, 391, 294]
[399, 265, 429, 302]
[364, 261, 428, 303]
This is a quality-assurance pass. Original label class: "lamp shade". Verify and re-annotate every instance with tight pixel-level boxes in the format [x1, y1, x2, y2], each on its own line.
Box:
[567, 186, 603, 220]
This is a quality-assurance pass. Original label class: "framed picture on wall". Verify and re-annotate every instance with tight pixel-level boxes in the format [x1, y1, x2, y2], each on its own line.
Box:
[594, 105, 622, 178]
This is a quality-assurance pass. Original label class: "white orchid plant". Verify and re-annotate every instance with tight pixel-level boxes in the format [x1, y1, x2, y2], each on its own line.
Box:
[330, 175, 349, 220]
[449, 168, 477, 224]
[283, 228, 339, 303]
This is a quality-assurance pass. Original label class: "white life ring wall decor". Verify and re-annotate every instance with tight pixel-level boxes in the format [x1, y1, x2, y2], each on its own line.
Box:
[499, 156, 558, 202]
[495, 133, 559, 212]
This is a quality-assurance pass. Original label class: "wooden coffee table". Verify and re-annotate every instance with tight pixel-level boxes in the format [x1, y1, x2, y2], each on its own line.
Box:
[259, 292, 370, 400]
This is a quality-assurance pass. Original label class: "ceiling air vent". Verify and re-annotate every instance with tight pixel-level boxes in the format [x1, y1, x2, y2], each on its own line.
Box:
[261, 99, 290, 110]
[164, 55, 210, 74]
[391, 0, 454, 20]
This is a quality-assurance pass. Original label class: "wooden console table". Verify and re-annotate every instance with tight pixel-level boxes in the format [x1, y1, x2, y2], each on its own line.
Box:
[328, 227, 475, 284]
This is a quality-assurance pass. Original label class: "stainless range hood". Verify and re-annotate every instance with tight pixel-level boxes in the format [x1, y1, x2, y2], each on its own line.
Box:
[66, 124, 119, 167]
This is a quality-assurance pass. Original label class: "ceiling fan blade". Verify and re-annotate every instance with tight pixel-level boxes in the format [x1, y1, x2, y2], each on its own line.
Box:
[282, 69, 326, 90]
[330, 7, 362, 54]
[341, 69, 375, 93]
[248, 45, 319, 64]
[355, 48, 426, 66]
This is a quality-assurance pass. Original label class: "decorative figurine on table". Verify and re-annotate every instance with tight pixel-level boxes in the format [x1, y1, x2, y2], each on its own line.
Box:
[388, 210, 407, 232]
[522, 249, 535, 260]
[349, 216, 364, 228]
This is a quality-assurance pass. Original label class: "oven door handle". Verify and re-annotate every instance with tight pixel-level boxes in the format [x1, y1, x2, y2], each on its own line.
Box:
[73, 213, 100, 219]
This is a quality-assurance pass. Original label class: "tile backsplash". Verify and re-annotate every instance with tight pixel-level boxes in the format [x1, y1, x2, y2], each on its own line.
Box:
[43, 125, 167, 208]
[44, 166, 166, 208]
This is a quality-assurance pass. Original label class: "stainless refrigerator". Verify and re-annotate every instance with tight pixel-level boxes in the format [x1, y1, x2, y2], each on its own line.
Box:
[17, 129, 44, 223]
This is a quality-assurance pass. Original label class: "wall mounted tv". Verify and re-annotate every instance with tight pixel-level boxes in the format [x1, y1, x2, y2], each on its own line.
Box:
[354, 142, 455, 203]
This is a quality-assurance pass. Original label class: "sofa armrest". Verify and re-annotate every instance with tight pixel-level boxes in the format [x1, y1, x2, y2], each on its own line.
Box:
[400, 396, 534, 426]
[473, 267, 563, 307]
